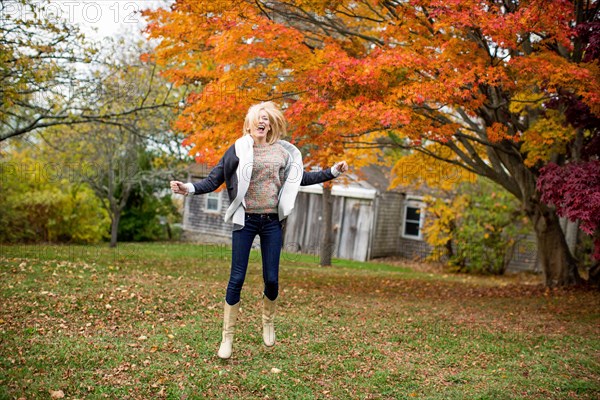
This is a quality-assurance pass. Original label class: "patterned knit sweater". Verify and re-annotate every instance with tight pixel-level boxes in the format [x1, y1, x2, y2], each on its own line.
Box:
[245, 142, 288, 213]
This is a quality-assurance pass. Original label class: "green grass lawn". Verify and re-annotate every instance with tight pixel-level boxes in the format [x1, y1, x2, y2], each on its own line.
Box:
[1, 242, 598, 399]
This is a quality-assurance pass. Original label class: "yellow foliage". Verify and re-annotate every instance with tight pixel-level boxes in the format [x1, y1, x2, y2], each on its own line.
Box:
[509, 89, 545, 115]
[421, 194, 468, 262]
[521, 110, 576, 166]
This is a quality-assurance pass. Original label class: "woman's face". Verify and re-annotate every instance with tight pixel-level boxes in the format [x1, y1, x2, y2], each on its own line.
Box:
[251, 109, 271, 143]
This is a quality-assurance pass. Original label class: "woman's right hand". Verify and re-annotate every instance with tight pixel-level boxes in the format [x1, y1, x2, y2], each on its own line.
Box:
[170, 180, 189, 195]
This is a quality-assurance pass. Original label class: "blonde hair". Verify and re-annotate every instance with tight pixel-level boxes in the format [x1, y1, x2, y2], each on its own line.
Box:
[243, 101, 287, 144]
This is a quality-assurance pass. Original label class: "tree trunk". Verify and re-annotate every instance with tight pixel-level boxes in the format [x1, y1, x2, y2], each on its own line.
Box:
[166, 222, 172, 240]
[320, 184, 334, 267]
[560, 217, 579, 256]
[530, 205, 582, 287]
[110, 211, 121, 248]
[589, 261, 600, 287]
[492, 142, 583, 287]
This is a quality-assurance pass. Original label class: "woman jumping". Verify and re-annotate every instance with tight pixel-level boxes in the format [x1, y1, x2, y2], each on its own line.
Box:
[170, 101, 348, 359]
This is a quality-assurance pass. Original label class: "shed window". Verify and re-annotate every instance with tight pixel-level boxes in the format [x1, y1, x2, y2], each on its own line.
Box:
[403, 201, 425, 240]
[205, 192, 221, 212]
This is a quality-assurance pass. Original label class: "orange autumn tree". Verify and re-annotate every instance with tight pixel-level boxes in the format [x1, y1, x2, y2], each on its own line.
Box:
[144, 1, 599, 286]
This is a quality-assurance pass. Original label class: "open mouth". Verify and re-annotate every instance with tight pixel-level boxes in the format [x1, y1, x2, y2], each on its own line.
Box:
[257, 124, 266, 133]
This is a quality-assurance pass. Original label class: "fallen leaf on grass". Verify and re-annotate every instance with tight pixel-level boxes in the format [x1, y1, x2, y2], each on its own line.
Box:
[271, 368, 281, 374]
[49, 389, 65, 398]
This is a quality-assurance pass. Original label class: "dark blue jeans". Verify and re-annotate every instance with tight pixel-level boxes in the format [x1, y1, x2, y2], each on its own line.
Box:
[225, 213, 283, 305]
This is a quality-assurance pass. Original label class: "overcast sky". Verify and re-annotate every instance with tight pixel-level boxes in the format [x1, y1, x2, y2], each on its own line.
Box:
[8, 1, 175, 41]
[74, 1, 173, 41]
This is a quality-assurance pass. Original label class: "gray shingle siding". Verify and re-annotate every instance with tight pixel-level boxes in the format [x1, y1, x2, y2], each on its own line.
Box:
[185, 189, 232, 238]
[398, 237, 432, 260]
[370, 192, 404, 258]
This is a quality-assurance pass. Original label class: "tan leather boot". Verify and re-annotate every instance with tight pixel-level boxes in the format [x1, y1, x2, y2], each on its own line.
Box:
[262, 296, 276, 347]
[217, 301, 240, 359]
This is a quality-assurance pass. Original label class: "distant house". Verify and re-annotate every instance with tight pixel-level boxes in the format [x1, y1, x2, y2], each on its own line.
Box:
[182, 163, 539, 271]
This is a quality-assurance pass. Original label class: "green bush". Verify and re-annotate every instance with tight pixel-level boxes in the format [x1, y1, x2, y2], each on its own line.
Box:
[0, 151, 110, 243]
[424, 179, 529, 274]
[118, 187, 181, 242]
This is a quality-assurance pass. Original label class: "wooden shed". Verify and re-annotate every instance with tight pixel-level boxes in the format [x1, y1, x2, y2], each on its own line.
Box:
[281, 172, 403, 261]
